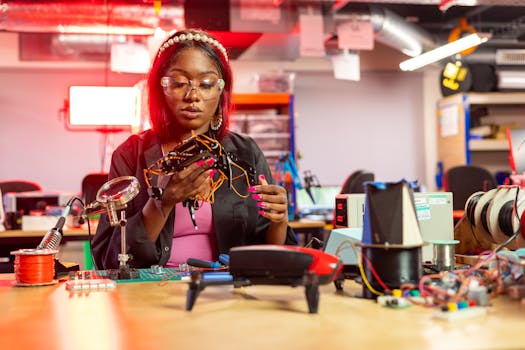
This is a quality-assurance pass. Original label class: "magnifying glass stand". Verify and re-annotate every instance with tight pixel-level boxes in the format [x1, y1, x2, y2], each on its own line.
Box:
[83, 176, 141, 280]
[115, 210, 138, 280]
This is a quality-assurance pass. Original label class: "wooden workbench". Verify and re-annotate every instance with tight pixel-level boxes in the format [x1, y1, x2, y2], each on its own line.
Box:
[0, 273, 523, 350]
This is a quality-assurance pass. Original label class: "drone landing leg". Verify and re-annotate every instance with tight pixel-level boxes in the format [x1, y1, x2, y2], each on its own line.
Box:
[186, 271, 206, 311]
[304, 272, 320, 314]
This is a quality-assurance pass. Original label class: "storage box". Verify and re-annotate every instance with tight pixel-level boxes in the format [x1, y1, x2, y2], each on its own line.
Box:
[249, 133, 290, 152]
[256, 72, 295, 93]
[262, 151, 283, 170]
[230, 114, 247, 134]
[246, 115, 289, 134]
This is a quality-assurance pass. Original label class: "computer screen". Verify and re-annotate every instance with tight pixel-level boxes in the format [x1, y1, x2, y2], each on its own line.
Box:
[295, 186, 339, 220]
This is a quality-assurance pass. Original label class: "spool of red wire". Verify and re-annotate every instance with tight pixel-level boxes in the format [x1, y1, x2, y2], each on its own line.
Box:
[11, 249, 58, 286]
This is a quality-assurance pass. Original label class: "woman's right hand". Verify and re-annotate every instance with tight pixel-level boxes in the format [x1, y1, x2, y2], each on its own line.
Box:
[160, 158, 216, 210]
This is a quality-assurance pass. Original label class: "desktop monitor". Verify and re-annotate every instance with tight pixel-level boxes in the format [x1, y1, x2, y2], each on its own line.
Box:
[295, 186, 340, 221]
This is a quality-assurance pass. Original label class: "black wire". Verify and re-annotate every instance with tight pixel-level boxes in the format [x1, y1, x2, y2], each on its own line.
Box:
[467, 216, 483, 248]
[495, 186, 521, 253]
[498, 200, 515, 237]
[466, 192, 482, 224]
[304, 237, 324, 249]
[71, 196, 98, 271]
[464, 192, 483, 247]
[86, 211, 97, 271]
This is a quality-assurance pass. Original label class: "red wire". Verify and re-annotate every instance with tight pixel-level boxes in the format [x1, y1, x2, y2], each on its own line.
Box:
[361, 253, 391, 291]
[14, 254, 55, 284]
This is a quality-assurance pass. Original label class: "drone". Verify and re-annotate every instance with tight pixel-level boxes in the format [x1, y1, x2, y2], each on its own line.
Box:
[185, 245, 343, 314]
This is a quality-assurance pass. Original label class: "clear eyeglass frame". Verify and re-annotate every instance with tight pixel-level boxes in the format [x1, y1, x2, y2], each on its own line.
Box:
[160, 76, 225, 100]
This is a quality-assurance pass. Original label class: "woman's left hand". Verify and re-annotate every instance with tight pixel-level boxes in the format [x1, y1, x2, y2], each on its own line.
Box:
[249, 174, 288, 224]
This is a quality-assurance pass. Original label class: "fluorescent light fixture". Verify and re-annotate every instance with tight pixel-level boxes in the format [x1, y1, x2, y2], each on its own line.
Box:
[498, 70, 525, 89]
[399, 33, 491, 71]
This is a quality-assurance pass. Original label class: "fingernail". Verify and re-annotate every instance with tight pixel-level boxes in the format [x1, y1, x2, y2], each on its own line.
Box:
[252, 194, 262, 200]
[258, 210, 265, 216]
[196, 160, 204, 166]
[206, 158, 216, 166]
[209, 169, 217, 178]
[259, 174, 266, 181]
[257, 202, 266, 208]
[248, 186, 256, 192]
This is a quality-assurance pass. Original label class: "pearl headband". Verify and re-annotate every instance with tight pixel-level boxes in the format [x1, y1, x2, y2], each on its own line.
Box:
[157, 32, 229, 61]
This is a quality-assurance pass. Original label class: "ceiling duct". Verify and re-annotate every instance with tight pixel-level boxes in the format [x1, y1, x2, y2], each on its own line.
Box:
[369, 5, 435, 57]
[333, 4, 436, 57]
[3, 1, 438, 63]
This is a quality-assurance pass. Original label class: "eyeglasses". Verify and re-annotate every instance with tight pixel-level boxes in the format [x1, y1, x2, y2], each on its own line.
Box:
[160, 76, 225, 100]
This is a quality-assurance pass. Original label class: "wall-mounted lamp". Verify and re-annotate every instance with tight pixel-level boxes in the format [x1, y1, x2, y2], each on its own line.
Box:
[399, 33, 491, 71]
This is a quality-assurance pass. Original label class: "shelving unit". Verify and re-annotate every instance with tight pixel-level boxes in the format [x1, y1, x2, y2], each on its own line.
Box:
[231, 92, 295, 169]
[437, 92, 525, 175]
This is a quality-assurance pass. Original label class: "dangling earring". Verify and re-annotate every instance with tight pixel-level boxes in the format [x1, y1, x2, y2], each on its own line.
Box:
[210, 107, 223, 131]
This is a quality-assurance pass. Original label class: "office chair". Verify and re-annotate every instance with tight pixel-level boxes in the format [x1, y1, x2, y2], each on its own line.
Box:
[340, 170, 375, 194]
[443, 165, 498, 211]
[81, 173, 108, 205]
[0, 180, 42, 194]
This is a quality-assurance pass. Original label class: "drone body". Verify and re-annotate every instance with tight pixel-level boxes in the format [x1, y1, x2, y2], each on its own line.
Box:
[186, 245, 343, 313]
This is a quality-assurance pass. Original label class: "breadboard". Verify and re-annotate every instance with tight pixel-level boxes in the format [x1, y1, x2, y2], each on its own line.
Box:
[80, 268, 190, 283]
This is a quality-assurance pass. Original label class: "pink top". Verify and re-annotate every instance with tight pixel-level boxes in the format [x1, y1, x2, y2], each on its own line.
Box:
[165, 201, 218, 267]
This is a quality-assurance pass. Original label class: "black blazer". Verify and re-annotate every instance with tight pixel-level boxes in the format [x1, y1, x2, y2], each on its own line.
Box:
[92, 130, 297, 269]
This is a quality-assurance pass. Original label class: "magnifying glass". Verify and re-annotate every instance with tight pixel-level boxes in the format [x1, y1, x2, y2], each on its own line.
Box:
[85, 176, 140, 227]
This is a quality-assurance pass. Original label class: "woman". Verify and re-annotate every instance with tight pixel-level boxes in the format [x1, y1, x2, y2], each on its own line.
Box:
[92, 29, 297, 270]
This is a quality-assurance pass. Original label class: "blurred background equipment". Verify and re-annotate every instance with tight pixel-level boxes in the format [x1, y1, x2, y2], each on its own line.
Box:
[334, 191, 453, 263]
[360, 180, 424, 299]
[458, 185, 525, 254]
[274, 152, 302, 220]
[1, 180, 44, 230]
[295, 169, 338, 222]
[302, 169, 320, 204]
